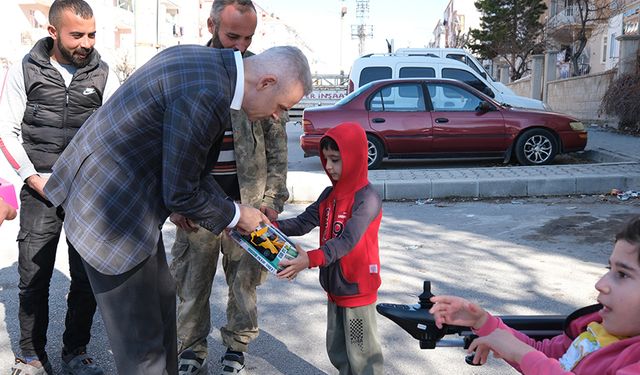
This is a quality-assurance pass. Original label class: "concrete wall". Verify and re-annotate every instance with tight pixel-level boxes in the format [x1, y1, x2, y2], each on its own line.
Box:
[545, 70, 616, 122]
[506, 76, 532, 98]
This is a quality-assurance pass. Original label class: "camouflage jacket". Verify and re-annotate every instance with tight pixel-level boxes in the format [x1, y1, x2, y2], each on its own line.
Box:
[231, 109, 289, 212]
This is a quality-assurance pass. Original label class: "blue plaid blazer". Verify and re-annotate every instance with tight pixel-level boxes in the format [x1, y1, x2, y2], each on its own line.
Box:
[45, 45, 238, 275]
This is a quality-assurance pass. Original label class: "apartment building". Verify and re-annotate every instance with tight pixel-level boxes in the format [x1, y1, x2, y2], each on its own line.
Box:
[430, 0, 481, 49]
[1, 0, 314, 82]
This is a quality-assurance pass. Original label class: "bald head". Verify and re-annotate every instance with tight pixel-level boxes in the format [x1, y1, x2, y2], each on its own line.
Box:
[241, 46, 312, 122]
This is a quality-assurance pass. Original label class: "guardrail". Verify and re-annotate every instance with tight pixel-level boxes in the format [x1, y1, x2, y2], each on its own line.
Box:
[288, 73, 348, 122]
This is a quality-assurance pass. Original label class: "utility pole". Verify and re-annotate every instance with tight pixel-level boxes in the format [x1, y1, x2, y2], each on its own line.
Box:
[339, 1, 347, 74]
[351, 0, 373, 56]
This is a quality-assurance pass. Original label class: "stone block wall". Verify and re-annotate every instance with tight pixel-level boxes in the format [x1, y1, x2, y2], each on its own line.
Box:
[505, 76, 531, 98]
[544, 70, 616, 122]
[505, 70, 617, 123]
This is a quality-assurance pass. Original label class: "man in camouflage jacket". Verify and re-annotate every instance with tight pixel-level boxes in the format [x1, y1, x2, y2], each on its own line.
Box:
[169, 111, 289, 372]
[168, 1, 290, 374]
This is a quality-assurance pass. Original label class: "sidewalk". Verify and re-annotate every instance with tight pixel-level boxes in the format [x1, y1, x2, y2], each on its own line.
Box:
[286, 125, 640, 202]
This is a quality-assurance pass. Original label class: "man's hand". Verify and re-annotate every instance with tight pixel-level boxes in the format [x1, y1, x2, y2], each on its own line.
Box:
[169, 213, 199, 232]
[27, 174, 48, 199]
[260, 205, 278, 222]
[277, 245, 309, 280]
[235, 204, 270, 234]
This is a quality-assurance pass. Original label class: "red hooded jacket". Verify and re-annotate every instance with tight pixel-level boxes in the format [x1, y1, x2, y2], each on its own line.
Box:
[276, 123, 382, 307]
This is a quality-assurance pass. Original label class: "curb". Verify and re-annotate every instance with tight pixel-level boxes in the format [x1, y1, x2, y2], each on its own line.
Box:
[286, 152, 640, 203]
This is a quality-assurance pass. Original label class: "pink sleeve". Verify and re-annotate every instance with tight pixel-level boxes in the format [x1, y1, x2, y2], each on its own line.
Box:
[618, 363, 640, 374]
[475, 314, 574, 374]
[519, 351, 574, 374]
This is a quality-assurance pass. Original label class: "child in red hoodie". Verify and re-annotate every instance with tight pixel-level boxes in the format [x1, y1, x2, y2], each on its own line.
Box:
[275, 122, 384, 374]
[429, 216, 640, 374]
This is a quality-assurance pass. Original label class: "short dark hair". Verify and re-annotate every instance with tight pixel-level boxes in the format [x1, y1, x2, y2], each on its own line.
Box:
[616, 216, 640, 263]
[211, 0, 256, 25]
[49, 0, 94, 29]
[320, 136, 339, 152]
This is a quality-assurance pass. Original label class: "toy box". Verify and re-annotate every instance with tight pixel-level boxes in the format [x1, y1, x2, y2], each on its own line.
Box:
[229, 224, 298, 274]
[0, 177, 18, 210]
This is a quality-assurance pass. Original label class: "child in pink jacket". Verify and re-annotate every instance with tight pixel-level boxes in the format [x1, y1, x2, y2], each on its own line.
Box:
[430, 216, 640, 374]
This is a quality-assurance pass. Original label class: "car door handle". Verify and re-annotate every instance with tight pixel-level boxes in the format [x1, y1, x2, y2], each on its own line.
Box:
[371, 118, 386, 123]
[435, 118, 449, 123]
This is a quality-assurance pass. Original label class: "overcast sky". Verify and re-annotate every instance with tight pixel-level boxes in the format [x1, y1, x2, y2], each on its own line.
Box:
[257, 0, 450, 73]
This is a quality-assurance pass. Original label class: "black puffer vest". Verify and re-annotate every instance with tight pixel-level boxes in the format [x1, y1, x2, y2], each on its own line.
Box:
[21, 37, 109, 173]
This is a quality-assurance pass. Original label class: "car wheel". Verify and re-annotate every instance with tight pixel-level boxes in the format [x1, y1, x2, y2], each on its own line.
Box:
[515, 128, 557, 165]
[366, 135, 384, 170]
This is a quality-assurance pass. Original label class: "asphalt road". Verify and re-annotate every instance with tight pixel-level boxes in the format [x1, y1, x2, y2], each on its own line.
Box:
[1, 195, 638, 374]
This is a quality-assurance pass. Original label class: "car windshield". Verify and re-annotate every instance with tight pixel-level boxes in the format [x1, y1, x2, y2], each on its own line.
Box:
[335, 81, 377, 105]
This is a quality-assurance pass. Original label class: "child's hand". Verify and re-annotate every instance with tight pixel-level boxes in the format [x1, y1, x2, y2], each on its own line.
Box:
[0, 198, 17, 226]
[467, 329, 535, 365]
[429, 295, 488, 330]
[277, 245, 309, 281]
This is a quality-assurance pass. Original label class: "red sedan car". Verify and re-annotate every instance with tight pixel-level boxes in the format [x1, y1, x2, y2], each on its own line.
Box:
[300, 78, 587, 169]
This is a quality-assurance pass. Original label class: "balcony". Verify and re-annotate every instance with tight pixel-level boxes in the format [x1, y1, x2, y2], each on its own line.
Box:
[160, 0, 179, 12]
[114, 6, 134, 31]
[17, 0, 50, 5]
[547, 5, 598, 44]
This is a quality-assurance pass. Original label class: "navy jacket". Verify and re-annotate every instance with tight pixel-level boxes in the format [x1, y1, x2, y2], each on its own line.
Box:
[45, 45, 238, 275]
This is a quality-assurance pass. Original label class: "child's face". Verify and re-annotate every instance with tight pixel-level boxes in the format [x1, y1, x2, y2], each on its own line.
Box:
[322, 148, 342, 181]
[595, 239, 640, 337]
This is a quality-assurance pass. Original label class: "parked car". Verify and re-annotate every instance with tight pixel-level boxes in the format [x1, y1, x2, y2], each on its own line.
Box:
[300, 78, 587, 169]
[347, 53, 547, 110]
[393, 47, 514, 96]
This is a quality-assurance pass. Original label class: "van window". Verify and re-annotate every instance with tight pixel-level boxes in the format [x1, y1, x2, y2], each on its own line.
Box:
[359, 67, 392, 86]
[446, 54, 483, 76]
[399, 67, 436, 78]
[442, 68, 494, 98]
[368, 83, 426, 112]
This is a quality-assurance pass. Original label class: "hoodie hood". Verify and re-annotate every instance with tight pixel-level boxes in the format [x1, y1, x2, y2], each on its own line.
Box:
[320, 123, 369, 198]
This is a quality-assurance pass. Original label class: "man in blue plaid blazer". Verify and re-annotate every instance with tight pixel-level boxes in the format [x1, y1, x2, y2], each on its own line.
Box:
[44, 44, 312, 374]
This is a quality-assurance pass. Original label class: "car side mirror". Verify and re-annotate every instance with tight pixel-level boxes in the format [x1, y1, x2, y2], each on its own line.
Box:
[476, 101, 493, 113]
[482, 87, 495, 98]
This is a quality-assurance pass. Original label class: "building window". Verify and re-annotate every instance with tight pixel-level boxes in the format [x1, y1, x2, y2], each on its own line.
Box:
[116, 0, 133, 12]
[602, 35, 607, 63]
[610, 33, 617, 58]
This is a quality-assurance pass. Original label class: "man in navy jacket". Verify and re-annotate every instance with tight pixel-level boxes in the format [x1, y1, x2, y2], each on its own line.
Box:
[44, 45, 312, 374]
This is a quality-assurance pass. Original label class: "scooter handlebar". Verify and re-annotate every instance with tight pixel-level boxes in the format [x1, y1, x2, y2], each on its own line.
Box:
[376, 280, 566, 350]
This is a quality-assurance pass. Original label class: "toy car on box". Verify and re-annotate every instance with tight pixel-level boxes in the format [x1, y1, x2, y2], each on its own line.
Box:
[229, 224, 298, 274]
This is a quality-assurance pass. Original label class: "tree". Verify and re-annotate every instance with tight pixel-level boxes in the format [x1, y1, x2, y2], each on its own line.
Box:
[467, 0, 547, 81]
[557, 0, 623, 76]
[114, 53, 135, 84]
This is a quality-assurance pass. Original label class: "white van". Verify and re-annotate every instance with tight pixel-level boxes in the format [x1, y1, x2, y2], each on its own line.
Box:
[347, 53, 547, 110]
[394, 47, 512, 93]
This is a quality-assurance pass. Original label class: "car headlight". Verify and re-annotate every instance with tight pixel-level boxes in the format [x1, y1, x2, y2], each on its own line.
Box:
[569, 121, 585, 131]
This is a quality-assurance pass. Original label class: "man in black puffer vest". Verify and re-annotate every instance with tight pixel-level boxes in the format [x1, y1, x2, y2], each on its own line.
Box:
[0, 0, 119, 374]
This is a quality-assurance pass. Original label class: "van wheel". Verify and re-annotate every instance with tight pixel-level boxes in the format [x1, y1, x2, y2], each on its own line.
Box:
[367, 135, 384, 169]
[515, 129, 557, 165]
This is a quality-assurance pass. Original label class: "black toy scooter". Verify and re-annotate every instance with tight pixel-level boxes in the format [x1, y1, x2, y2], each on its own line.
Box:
[376, 281, 571, 365]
